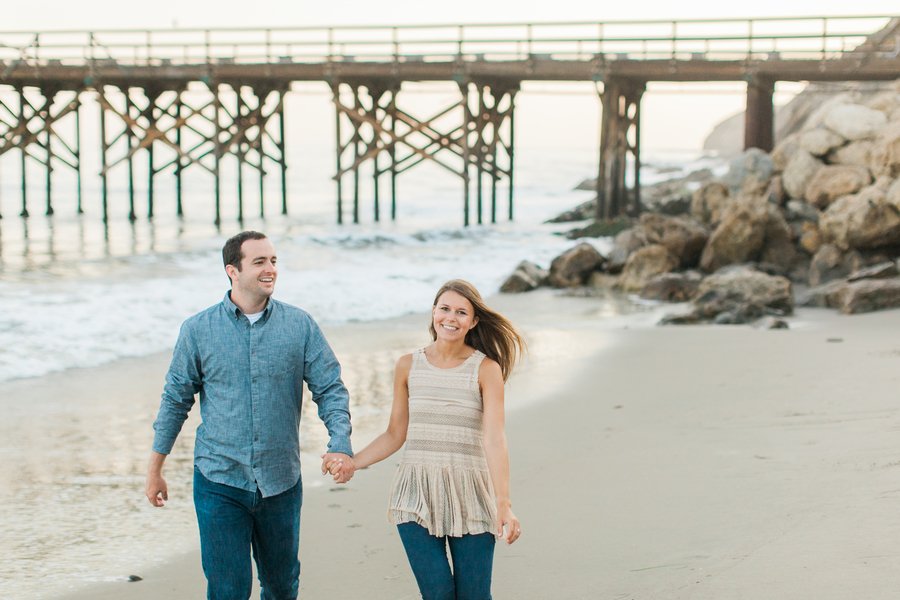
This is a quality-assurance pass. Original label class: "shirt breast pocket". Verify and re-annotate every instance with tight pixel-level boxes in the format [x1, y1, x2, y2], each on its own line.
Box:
[264, 344, 300, 378]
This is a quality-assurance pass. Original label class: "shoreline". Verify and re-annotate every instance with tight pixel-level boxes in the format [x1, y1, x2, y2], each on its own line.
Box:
[6, 289, 624, 600]
[8, 294, 900, 599]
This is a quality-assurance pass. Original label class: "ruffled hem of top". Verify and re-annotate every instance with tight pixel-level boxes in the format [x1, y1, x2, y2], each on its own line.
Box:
[388, 462, 497, 538]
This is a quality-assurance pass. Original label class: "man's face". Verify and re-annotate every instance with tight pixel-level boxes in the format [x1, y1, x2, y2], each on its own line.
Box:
[228, 238, 278, 303]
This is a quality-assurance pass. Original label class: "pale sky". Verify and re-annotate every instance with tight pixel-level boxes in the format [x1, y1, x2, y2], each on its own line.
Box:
[3, 0, 897, 30]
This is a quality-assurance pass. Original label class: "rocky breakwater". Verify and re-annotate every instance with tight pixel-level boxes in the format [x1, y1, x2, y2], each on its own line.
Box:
[501, 80, 900, 327]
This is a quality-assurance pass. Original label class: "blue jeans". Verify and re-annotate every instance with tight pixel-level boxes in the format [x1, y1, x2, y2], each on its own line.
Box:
[193, 468, 302, 600]
[397, 522, 495, 600]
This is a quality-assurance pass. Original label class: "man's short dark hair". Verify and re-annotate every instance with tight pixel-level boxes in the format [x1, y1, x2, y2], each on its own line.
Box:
[223, 231, 267, 272]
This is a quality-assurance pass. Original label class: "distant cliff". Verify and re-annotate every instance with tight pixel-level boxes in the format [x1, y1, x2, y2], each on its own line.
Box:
[703, 18, 900, 156]
[703, 82, 899, 156]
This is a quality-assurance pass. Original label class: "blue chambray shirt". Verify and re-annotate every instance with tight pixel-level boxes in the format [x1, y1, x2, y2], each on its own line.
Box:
[152, 292, 353, 498]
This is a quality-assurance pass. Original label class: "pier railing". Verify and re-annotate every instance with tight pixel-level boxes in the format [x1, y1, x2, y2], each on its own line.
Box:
[0, 15, 895, 69]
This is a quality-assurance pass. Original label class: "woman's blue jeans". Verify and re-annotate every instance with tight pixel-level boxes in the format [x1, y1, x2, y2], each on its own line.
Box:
[397, 522, 495, 600]
[193, 468, 302, 600]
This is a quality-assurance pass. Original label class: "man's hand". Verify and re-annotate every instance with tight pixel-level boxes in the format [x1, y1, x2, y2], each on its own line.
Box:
[145, 451, 169, 507]
[145, 472, 168, 507]
[321, 452, 356, 484]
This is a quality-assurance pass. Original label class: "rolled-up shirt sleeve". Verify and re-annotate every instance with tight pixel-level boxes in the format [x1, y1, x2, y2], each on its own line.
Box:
[303, 320, 353, 456]
[152, 321, 202, 455]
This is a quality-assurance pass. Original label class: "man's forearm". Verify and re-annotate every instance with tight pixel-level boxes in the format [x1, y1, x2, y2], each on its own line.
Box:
[147, 450, 167, 475]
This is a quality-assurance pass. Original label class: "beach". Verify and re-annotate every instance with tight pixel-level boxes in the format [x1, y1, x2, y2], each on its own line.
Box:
[3, 290, 895, 599]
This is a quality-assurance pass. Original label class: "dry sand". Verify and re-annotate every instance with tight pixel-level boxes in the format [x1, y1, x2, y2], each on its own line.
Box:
[45, 295, 900, 599]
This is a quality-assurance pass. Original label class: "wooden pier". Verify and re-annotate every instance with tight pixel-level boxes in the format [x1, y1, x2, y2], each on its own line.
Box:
[0, 15, 897, 225]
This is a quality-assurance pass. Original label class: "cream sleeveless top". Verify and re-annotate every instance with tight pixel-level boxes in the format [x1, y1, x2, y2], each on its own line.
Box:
[388, 347, 497, 537]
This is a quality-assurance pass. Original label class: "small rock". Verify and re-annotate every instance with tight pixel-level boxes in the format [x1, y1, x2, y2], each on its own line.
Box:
[499, 260, 549, 293]
[548, 243, 606, 287]
[755, 316, 790, 329]
[658, 312, 702, 325]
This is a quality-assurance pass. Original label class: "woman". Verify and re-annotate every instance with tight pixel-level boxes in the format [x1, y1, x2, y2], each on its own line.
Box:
[324, 279, 524, 600]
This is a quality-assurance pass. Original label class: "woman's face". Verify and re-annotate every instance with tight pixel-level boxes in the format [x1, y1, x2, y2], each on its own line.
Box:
[432, 290, 478, 342]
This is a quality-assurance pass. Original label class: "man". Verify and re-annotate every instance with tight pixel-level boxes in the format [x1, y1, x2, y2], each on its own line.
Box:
[145, 230, 356, 600]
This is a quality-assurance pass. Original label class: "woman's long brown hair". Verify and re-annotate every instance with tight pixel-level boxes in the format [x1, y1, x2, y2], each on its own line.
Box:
[429, 279, 526, 382]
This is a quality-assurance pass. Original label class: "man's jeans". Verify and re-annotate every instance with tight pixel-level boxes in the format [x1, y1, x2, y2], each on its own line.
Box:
[194, 468, 302, 600]
[397, 522, 495, 600]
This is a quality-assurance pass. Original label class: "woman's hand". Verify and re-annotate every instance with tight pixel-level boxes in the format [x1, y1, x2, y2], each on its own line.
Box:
[321, 453, 356, 483]
[497, 504, 521, 544]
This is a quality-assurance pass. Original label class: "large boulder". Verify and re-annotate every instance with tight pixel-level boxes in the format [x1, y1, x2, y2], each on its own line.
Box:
[798, 127, 846, 156]
[696, 266, 794, 315]
[771, 133, 803, 172]
[888, 178, 900, 208]
[804, 165, 872, 209]
[548, 242, 606, 287]
[699, 198, 768, 272]
[808, 244, 866, 286]
[782, 150, 824, 199]
[819, 183, 900, 251]
[823, 103, 889, 141]
[546, 198, 594, 223]
[641, 180, 693, 215]
[636, 213, 709, 269]
[606, 227, 648, 273]
[759, 206, 798, 274]
[867, 88, 900, 115]
[618, 244, 678, 292]
[869, 120, 900, 178]
[827, 278, 900, 314]
[500, 260, 549, 293]
[639, 272, 702, 302]
[722, 148, 775, 195]
[802, 93, 859, 132]
[827, 140, 874, 168]
[690, 181, 731, 226]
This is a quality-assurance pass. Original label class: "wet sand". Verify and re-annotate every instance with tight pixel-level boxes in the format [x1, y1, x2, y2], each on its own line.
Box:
[14, 294, 900, 599]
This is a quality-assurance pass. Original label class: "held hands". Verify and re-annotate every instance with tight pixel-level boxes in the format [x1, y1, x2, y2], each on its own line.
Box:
[497, 504, 521, 544]
[321, 452, 356, 484]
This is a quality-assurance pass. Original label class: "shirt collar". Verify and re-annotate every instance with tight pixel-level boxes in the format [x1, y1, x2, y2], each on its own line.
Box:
[223, 291, 274, 321]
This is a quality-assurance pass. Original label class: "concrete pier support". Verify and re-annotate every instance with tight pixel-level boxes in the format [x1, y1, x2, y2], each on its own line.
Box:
[744, 76, 775, 152]
[332, 79, 517, 226]
[596, 77, 645, 221]
[96, 84, 286, 223]
[0, 87, 81, 219]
